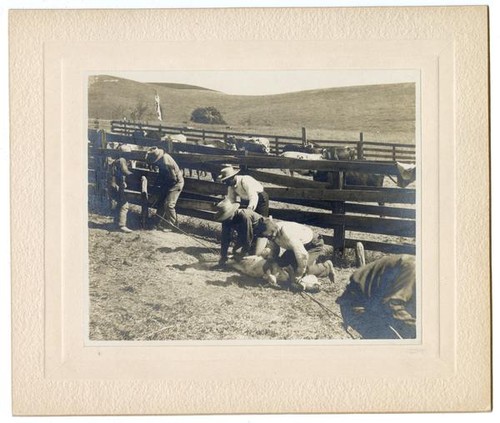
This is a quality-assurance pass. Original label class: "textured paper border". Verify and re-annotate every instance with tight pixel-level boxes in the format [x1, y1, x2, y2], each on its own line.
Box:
[10, 7, 490, 414]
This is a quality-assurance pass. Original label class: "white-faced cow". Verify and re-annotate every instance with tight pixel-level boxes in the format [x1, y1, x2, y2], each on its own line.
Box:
[227, 136, 271, 154]
[279, 151, 325, 177]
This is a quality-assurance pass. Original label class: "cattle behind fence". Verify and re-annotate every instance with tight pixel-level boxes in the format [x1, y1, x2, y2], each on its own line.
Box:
[102, 119, 416, 163]
[88, 128, 416, 255]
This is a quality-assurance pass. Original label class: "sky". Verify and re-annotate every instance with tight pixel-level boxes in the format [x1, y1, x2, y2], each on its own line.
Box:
[109, 69, 420, 96]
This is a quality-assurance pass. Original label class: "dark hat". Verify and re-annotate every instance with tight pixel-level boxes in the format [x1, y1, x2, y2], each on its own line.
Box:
[217, 165, 240, 182]
[145, 147, 164, 164]
[214, 198, 240, 222]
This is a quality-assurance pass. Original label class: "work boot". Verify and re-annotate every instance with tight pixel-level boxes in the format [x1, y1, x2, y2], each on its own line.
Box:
[119, 226, 133, 233]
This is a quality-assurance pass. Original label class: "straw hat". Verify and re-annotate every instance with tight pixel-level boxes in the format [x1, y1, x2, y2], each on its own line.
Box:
[214, 198, 240, 222]
[145, 147, 164, 164]
[217, 165, 240, 182]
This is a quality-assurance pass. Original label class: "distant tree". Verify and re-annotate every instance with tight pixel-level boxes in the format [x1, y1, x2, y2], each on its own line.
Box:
[190, 107, 226, 125]
[111, 105, 129, 120]
[130, 99, 150, 122]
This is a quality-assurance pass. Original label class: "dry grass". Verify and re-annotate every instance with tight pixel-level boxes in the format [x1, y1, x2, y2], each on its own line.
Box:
[89, 75, 416, 143]
[88, 211, 356, 341]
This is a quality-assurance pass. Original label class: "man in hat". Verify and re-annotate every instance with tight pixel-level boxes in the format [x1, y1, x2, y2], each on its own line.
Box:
[254, 217, 335, 286]
[217, 165, 269, 217]
[108, 145, 134, 233]
[214, 198, 268, 267]
[145, 147, 184, 231]
[336, 254, 416, 339]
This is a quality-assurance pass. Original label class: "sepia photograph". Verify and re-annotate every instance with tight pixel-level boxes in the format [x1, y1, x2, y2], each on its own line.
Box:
[8, 4, 491, 415]
[87, 70, 419, 342]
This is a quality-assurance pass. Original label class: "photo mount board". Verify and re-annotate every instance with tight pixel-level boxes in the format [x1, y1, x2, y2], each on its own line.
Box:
[10, 7, 490, 414]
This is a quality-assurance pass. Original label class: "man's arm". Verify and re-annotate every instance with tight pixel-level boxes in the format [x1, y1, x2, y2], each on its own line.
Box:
[241, 177, 259, 210]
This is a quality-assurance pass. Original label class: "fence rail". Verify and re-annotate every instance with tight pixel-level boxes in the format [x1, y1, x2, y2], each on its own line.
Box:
[88, 128, 416, 255]
[101, 119, 416, 163]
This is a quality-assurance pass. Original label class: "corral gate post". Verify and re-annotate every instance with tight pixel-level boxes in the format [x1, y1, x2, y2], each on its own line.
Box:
[301, 127, 307, 147]
[357, 132, 364, 160]
[274, 137, 280, 155]
[328, 170, 346, 255]
[96, 130, 108, 205]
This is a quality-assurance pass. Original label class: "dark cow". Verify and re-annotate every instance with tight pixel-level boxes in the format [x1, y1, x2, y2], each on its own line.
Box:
[314, 145, 383, 188]
[322, 146, 357, 161]
[227, 136, 270, 154]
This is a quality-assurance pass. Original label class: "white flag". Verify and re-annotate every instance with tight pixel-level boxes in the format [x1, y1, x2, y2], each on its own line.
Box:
[155, 93, 162, 121]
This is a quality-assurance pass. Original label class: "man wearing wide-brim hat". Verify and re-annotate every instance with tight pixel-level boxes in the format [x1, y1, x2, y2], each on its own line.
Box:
[145, 147, 184, 231]
[217, 165, 269, 217]
[214, 198, 268, 267]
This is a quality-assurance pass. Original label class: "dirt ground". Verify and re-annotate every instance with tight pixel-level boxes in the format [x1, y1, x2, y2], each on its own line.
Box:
[88, 209, 365, 341]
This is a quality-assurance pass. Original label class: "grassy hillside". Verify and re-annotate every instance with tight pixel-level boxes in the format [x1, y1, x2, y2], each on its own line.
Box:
[88, 75, 416, 143]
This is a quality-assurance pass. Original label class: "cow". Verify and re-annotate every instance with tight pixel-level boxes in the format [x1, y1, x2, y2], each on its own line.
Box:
[105, 142, 137, 169]
[279, 151, 325, 177]
[313, 145, 383, 188]
[322, 146, 357, 161]
[162, 133, 188, 143]
[227, 136, 271, 154]
[226, 253, 333, 292]
[282, 142, 323, 155]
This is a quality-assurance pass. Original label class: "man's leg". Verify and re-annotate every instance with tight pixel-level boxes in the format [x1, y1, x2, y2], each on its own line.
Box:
[165, 188, 182, 227]
[118, 201, 131, 232]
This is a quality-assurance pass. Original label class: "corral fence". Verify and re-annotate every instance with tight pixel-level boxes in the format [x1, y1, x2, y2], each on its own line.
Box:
[88, 127, 416, 255]
[93, 119, 416, 163]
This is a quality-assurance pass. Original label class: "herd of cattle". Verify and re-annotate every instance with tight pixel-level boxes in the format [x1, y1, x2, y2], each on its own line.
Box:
[107, 129, 384, 188]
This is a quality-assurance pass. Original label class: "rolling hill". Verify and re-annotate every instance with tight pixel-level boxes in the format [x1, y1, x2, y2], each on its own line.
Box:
[88, 75, 416, 143]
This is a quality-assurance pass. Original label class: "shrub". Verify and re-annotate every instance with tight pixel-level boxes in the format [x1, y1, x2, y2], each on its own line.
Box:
[190, 106, 226, 125]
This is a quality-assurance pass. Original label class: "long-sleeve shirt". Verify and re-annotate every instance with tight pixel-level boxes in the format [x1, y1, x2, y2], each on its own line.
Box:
[156, 153, 184, 188]
[267, 221, 314, 279]
[220, 209, 263, 260]
[227, 175, 264, 211]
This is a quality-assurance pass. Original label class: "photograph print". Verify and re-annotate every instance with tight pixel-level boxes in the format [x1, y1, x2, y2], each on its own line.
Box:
[87, 69, 419, 342]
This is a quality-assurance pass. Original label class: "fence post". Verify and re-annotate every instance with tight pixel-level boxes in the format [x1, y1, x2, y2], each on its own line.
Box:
[328, 170, 346, 255]
[97, 130, 108, 205]
[392, 145, 397, 162]
[202, 129, 206, 141]
[301, 127, 307, 147]
[357, 132, 364, 160]
[166, 138, 174, 154]
[275, 137, 280, 155]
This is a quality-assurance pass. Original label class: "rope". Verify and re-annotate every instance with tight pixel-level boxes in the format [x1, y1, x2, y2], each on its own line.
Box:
[154, 213, 220, 256]
[388, 325, 403, 340]
[299, 291, 356, 339]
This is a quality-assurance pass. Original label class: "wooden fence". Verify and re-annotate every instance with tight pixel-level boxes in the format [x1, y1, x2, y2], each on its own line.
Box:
[88, 128, 416, 255]
[103, 119, 416, 163]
